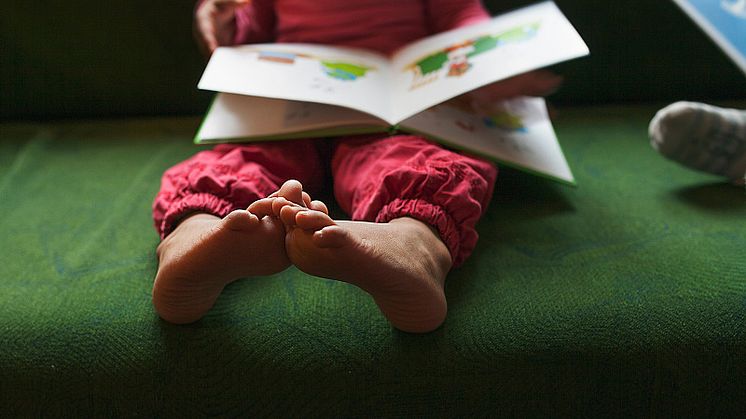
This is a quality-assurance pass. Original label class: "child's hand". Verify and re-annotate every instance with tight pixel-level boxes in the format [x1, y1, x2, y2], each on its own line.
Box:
[464, 70, 563, 112]
[193, 0, 251, 58]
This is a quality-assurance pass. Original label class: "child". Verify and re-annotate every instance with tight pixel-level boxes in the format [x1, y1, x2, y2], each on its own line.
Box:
[649, 101, 746, 185]
[152, 0, 562, 333]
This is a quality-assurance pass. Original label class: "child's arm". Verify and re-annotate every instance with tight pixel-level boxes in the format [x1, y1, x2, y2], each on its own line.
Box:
[194, 0, 275, 58]
[232, 0, 276, 46]
[194, 0, 251, 57]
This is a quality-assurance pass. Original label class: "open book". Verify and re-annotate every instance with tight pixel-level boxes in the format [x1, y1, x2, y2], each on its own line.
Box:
[196, 1, 589, 185]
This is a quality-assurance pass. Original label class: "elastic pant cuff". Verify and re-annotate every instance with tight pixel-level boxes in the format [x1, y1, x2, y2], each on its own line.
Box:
[158, 193, 236, 239]
[375, 198, 465, 267]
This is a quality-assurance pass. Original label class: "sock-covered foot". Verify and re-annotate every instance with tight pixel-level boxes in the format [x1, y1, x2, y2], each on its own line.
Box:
[276, 201, 453, 333]
[153, 210, 289, 324]
[649, 101, 746, 183]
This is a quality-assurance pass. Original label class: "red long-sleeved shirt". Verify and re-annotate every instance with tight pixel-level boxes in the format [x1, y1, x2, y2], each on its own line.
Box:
[233, 0, 491, 55]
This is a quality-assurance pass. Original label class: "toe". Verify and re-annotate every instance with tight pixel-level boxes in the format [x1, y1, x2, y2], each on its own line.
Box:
[279, 204, 307, 227]
[247, 197, 276, 217]
[222, 210, 259, 232]
[277, 179, 305, 205]
[295, 210, 336, 231]
[309, 200, 329, 214]
[271, 197, 289, 216]
[272, 197, 307, 218]
[312, 225, 348, 248]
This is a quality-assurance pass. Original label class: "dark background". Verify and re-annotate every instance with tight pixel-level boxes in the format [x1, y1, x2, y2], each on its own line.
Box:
[2, 0, 745, 121]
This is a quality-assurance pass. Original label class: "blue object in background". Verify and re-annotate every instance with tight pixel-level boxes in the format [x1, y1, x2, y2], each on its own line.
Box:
[674, 0, 746, 75]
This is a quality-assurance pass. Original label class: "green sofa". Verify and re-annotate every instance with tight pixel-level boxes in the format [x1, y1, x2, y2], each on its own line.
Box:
[2, 1, 746, 416]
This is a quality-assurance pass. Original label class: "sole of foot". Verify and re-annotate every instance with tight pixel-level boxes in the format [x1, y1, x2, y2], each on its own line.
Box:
[153, 210, 289, 324]
[278, 202, 453, 333]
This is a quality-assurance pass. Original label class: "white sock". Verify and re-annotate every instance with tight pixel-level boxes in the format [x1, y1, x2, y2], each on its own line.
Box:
[649, 101, 746, 183]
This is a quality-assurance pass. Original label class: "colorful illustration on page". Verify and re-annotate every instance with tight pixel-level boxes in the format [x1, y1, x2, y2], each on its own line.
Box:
[320, 62, 372, 80]
[404, 22, 540, 90]
[482, 112, 526, 132]
[256, 50, 375, 81]
[447, 98, 527, 133]
[451, 111, 526, 133]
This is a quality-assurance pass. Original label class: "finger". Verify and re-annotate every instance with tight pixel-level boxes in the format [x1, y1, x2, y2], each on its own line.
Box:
[213, 0, 251, 8]
[467, 80, 515, 104]
[212, 0, 251, 21]
[469, 70, 563, 105]
[204, 34, 219, 55]
[195, 0, 247, 52]
[515, 71, 562, 93]
[194, 18, 219, 57]
[531, 74, 564, 96]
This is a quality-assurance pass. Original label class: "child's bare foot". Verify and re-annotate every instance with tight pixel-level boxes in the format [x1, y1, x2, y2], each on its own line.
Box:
[153, 209, 288, 324]
[272, 183, 452, 333]
[292, 215, 451, 333]
[153, 180, 327, 324]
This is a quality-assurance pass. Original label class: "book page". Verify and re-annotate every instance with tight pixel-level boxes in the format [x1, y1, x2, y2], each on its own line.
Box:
[389, 1, 589, 123]
[673, 0, 746, 75]
[196, 93, 386, 144]
[198, 44, 396, 122]
[400, 97, 575, 184]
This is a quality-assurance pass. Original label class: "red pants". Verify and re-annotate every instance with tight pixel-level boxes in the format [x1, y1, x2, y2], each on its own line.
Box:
[153, 134, 497, 266]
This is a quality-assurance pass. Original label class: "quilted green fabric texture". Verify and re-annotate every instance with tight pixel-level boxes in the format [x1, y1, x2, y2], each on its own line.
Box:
[1, 106, 745, 416]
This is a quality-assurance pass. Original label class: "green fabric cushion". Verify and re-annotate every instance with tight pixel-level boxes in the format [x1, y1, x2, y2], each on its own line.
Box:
[1, 105, 745, 416]
[2, 0, 745, 120]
